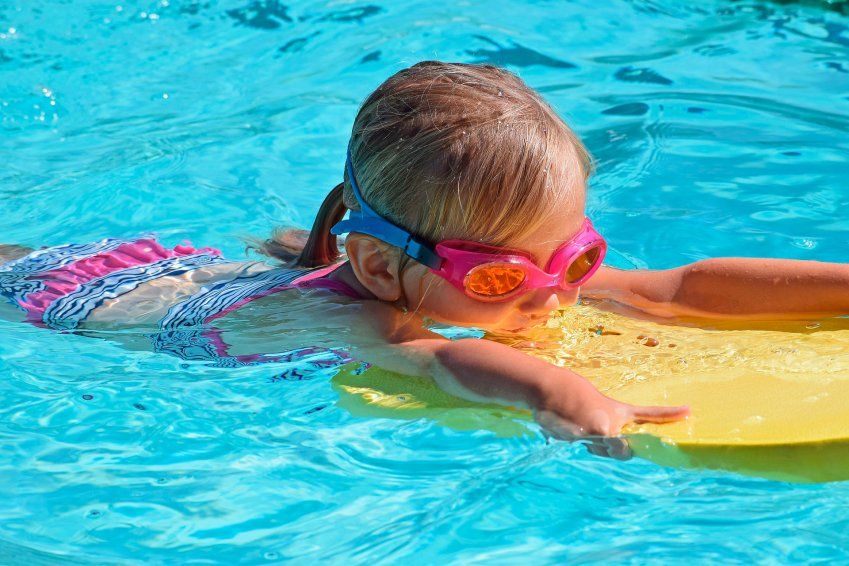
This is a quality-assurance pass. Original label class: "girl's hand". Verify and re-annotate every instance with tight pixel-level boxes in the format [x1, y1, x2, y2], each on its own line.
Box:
[535, 379, 689, 443]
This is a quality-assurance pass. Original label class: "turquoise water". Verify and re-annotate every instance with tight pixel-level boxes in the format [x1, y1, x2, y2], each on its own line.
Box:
[2, 0, 849, 562]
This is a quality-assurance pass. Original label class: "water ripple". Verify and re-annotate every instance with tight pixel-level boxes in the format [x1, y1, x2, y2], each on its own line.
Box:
[2, 0, 849, 561]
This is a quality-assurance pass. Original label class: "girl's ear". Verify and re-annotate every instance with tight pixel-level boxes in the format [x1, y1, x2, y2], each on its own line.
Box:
[344, 235, 403, 302]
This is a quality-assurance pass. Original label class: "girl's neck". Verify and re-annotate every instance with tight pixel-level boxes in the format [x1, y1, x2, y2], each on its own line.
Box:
[326, 261, 375, 300]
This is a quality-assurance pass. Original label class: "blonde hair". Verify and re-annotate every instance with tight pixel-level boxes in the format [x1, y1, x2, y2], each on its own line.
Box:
[260, 61, 593, 267]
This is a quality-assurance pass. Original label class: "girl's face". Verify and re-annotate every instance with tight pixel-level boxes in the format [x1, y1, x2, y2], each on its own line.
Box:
[400, 205, 588, 333]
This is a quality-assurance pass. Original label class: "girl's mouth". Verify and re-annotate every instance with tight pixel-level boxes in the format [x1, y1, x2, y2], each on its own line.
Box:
[504, 315, 550, 333]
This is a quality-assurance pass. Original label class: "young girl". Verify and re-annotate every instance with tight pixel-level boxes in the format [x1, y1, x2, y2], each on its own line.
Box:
[3, 61, 848, 438]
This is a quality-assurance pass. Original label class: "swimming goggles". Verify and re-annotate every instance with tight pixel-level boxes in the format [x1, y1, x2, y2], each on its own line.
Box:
[330, 149, 607, 302]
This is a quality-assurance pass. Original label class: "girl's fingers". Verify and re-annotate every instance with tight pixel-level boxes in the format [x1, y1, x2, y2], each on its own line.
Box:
[535, 410, 583, 440]
[584, 440, 617, 459]
[601, 436, 633, 460]
[631, 404, 690, 424]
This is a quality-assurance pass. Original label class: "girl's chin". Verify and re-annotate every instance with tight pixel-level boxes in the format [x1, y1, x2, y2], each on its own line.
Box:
[499, 325, 534, 334]
[501, 317, 553, 333]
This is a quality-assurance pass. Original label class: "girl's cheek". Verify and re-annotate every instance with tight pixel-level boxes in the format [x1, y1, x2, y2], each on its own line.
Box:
[413, 286, 496, 325]
[403, 271, 459, 318]
[403, 269, 511, 326]
[437, 296, 513, 326]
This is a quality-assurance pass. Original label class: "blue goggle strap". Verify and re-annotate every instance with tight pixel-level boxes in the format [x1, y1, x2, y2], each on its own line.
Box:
[330, 149, 442, 270]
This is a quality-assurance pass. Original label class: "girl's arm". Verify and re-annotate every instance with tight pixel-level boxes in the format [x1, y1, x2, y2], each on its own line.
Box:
[378, 336, 688, 437]
[583, 259, 849, 320]
[221, 297, 689, 437]
[343, 301, 689, 437]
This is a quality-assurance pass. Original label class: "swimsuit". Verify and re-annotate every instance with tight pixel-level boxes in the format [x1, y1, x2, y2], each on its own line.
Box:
[0, 237, 358, 371]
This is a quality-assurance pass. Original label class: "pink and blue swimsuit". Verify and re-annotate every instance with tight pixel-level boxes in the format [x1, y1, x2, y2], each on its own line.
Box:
[0, 237, 357, 370]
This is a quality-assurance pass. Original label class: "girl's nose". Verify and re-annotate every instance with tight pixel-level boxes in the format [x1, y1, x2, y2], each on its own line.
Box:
[518, 289, 562, 315]
[560, 288, 580, 307]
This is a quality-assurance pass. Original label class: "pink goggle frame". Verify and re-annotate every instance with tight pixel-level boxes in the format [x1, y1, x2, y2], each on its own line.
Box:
[431, 218, 607, 302]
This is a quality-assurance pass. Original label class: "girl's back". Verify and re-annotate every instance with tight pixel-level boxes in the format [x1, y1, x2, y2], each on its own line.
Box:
[0, 237, 358, 366]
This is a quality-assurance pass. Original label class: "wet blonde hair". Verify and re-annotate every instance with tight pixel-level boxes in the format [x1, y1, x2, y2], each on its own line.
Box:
[261, 61, 593, 267]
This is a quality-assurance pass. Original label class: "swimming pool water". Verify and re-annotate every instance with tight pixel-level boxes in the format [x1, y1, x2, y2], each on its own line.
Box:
[2, 0, 849, 562]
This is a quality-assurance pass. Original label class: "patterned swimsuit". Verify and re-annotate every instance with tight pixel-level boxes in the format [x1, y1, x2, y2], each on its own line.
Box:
[0, 237, 357, 370]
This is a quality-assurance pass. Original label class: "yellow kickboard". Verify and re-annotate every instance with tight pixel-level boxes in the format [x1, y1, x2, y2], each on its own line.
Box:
[332, 304, 849, 483]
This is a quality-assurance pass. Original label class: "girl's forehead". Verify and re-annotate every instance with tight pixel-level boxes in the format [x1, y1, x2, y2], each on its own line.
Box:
[515, 206, 587, 264]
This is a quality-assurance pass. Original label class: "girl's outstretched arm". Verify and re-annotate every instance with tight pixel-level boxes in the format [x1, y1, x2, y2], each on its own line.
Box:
[383, 336, 689, 437]
[222, 297, 689, 437]
[583, 259, 849, 319]
[351, 302, 689, 437]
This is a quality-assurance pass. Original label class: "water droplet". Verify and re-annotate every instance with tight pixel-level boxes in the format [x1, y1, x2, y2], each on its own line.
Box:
[8, 28, 16, 35]
[140, 11, 147, 18]
[115, 5, 123, 12]
[806, 322, 821, 330]
[156, 477, 167, 484]
[264, 551, 279, 560]
[133, 403, 147, 411]
[149, 13, 160, 20]
[82, 394, 94, 401]
[497, 90, 503, 96]
[86, 510, 102, 519]
[162, 93, 169, 99]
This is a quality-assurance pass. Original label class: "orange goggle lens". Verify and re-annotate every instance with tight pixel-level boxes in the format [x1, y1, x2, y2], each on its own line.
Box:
[464, 264, 527, 298]
[564, 246, 602, 285]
